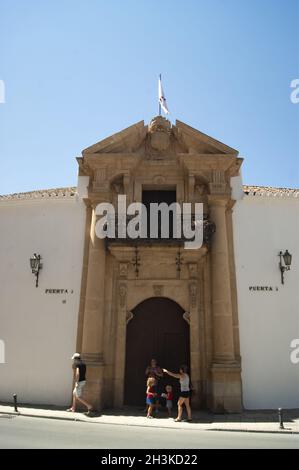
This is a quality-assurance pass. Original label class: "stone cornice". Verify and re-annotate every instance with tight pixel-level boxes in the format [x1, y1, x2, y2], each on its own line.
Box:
[180, 154, 239, 173]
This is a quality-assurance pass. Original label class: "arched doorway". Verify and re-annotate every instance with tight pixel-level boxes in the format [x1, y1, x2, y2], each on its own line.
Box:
[124, 297, 190, 406]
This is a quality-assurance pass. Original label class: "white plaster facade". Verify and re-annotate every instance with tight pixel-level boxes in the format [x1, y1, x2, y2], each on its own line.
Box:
[233, 188, 299, 409]
[0, 190, 86, 406]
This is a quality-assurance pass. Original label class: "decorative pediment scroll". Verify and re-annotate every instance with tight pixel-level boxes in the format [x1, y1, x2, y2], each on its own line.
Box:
[126, 311, 134, 324]
[183, 311, 190, 325]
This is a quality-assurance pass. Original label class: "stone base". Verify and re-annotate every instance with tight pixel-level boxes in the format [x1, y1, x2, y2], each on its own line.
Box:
[113, 378, 126, 409]
[81, 362, 104, 411]
[190, 379, 208, 409]
[208, 362, 242, 413]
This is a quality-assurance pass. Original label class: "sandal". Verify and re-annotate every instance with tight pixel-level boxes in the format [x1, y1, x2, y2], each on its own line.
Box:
[85, 408, 96, 417]
[174, 418, 182, 422]
[66, 408, 75, 412]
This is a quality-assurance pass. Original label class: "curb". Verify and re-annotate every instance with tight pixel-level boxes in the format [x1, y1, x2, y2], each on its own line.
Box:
[1, 411, 81, 422]
[1, 410, 299, 435]
[210, 428, 299, 435]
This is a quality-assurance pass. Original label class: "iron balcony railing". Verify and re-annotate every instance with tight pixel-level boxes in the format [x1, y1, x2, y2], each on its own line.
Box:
[103, 214, 216, 247]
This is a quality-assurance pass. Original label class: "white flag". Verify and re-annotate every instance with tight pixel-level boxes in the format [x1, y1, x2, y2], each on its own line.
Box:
[158, 76, 169, 114]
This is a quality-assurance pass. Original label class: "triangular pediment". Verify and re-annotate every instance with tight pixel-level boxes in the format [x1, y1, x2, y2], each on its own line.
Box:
[82, 117, 239, 156]
[83, 121, 147, 154]
[174, 120, 238, 155]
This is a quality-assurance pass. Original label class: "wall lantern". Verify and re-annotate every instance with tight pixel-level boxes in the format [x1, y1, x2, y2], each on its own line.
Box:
[30, 253, 42, 287]
[279, 250, 292, 285]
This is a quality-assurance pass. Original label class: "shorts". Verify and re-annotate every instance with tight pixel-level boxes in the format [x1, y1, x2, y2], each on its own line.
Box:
[146, 396, 156, 405]
[73, 380, 86, 398]
[166, 400, 172, 409]
[179, 391, 190, 399]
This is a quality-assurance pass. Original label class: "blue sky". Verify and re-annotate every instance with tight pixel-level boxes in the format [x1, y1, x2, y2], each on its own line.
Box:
[0, 0, 298, 194]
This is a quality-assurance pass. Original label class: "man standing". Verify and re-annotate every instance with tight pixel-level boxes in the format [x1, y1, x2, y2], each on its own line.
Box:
[67, 353, 94, 415]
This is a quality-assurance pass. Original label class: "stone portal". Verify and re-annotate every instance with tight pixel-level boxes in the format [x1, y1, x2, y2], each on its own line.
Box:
[75, 116, 243, 412]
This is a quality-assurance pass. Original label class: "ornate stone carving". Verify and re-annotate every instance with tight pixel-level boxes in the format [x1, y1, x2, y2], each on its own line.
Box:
[183, 311, 190, 325]
[119, 262, 129, 278]
[126, 311, 134, 324]
[119, 283, 127, 308]
[93, 168, 108, 191]
[112, 176, 124, 194]
[194, 183, 208, 203]
[209, 170, 227, 195]
[153, 175, 166, 185]
[153, 284, 164, 297]
[188, 263, 198, 279]
[189, 282, 197, 308]
[148, 116, 171, 152]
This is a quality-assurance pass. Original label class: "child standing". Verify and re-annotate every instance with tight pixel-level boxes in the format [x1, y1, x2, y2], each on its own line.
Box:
[165, 385, 173, 417]
[146, 377, 157, 418]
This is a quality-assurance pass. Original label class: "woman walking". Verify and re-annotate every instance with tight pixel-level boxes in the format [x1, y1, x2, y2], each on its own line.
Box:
[163, 365, 192, 422]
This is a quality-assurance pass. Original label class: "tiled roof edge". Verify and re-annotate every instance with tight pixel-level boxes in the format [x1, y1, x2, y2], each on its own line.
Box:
[0, 187, 77, 201]
[1, 185, 299, 200]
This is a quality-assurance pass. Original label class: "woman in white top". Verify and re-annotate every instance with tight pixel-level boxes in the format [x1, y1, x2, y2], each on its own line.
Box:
[163, 364, 192, 422]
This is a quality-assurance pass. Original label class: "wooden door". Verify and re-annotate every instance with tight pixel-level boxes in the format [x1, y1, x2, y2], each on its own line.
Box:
[124, 297, 190, 406]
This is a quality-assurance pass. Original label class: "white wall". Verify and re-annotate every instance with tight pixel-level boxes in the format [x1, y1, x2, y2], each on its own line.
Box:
[1, 188, 298, 410]
[233, 194, 299, 409]
[0, 196, 86, 406]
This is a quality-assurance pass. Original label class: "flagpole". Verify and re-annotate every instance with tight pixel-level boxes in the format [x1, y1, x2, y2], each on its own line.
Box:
[159, 74, 161, 116]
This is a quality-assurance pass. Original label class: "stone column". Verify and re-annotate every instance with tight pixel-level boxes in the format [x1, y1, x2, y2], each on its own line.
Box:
[187, 263, 201, 408]
[113, 281, 128, 408]
[188, 280, 201, 408]
[208, 196, 242, 412]
[80, 201, 106, 410]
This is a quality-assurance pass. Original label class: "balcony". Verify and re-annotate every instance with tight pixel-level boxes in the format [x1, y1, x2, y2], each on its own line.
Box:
[104, 215, 216, 248]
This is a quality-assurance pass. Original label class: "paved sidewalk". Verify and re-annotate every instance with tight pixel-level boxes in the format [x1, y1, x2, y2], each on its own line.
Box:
[1, 404, 299, 434]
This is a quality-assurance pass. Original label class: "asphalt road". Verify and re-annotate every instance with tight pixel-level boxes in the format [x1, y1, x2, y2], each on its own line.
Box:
[0, 415, 298, 449]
